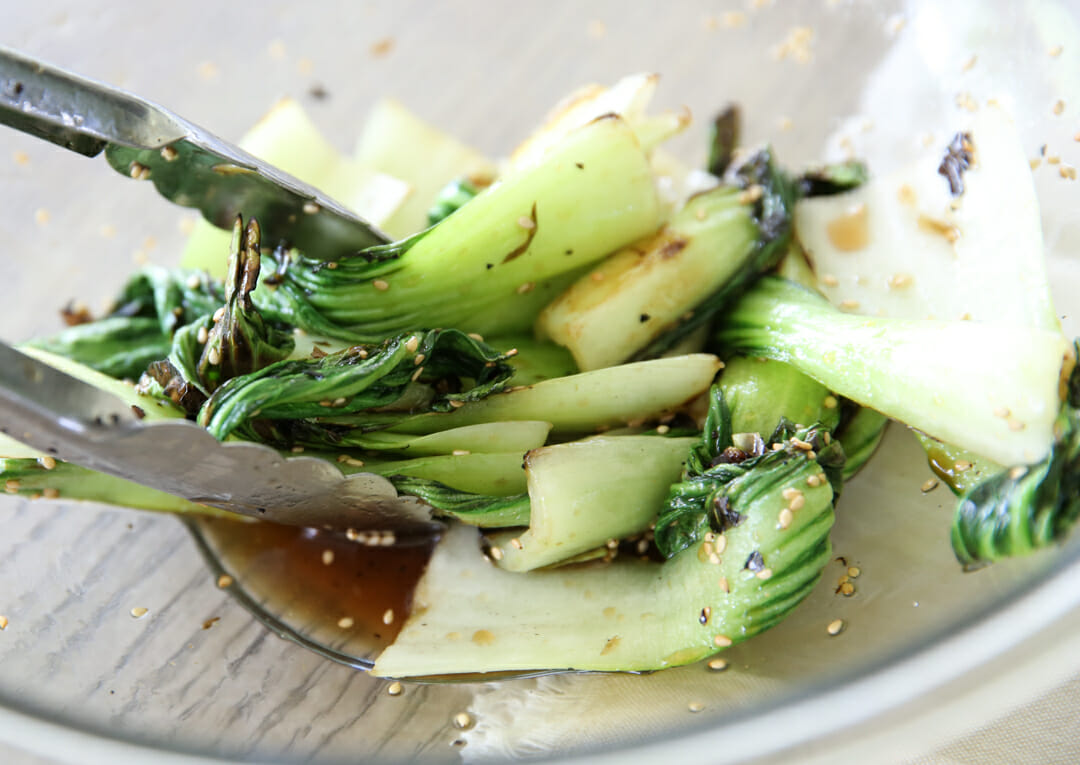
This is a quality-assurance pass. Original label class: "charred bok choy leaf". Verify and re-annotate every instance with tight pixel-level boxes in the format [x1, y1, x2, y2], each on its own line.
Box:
[950, 340, 1080, 569]
[536, 148, 796, 369]
[373, 386, 840, 677]
[253, 115, 665, 342]
[655, 384, 844, 558]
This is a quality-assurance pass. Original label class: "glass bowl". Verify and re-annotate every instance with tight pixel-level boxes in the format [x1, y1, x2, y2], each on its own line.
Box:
[2, 0, 1079, 762]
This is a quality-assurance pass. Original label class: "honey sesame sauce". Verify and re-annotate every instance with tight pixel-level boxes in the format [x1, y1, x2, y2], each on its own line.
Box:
[189, 517, 434, 665]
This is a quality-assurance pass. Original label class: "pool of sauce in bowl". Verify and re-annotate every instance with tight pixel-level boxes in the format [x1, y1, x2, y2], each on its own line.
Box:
[193, 517, 434, 662]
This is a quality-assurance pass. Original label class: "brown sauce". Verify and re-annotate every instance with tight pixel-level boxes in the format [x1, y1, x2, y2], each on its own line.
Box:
[193, 517, 434, 661]
[825, 203, 870, 251]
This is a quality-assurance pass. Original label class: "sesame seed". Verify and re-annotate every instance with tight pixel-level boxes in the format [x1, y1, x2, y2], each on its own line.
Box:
[1031, 158, 1043, 170]
[510, 538, 523, 550]
[688, 702, 705, 713]
[821, 274, 839, 287]
[34, 208, 50, 225]
[489, 546, 504, 561]
[1050, 44, 1064, 57]
[1007, 418, 1026, 432]
[771, 443, 784, 451]
[0, 615, 7, 630]
[656, 425, 670, 435]
[5, 479, 21, 493]
[160, 145, 179, 161]
[383, 609, 395, 625]
[789, 495, 806, 511]
[778, 116, 794, 132]
[303, 201, 320, 215]
[504, 348, 519, 358]
[840, 299, 861, 311]
[332, 397, 347, 407]
[954, 460, 972, 472]
[217, 574, 233, 588]
[12, 151, 29, 166]
[993, 406, 1011, 418]
[517, 215, 536, 230]
[467, 333, 485, 342]
[338, 616, 354, 629]
[212, 307, 226, 323]
[723, 10, 746, 27]
[42, 488, 60, 500]
[39, 456, 57, 470]
[756, 568, 773, 580]
[411, 366, 424, 382]
[130, 607, 149, 619]
[792, 438, 813, 451]
[921, 478, 939, 493]
[714, 535, 727, 554]
[404, 335, 420, 353]
[738, 185, 764, 204]
[452, 449, 471, 456]
[322, 549, 335, 565]
[1054, 100, 1066, 116]
[718, 577, 730, 593]
[387, 681, 404, 696]
[345, 528, 359, 540]
[1009, 466, 1027, 480]
[590, 271, 605, 282]
[888, 273, 913, 289]
[1049, 155, 1062, 165]
[707, 657, 728, 672]
[453, 712, 473, 729]
[587, 19, 606, 38]
[129, 162, 151, 180]
[827, 618, 845, 636]
[449, 400, 465, 408]
[372, 279, 390, 291]
[778, 508, 794, 529]
[206, 348, 222, 366]
[713, 634, 733, 647]
[782, 487, 800, 500]
[961, 54, 977, 72]
[516, 282, 535, 294]
[414, 353, 426, 365]
[807, 474, 821, 488]
[700, 606, 712, 625]
[848, 566, 861, 578]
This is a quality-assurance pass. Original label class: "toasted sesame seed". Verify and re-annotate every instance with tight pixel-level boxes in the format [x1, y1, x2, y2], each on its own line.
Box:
[823, 395, 838, 409]
[782, 487, 800, 500]
[0, 615, 7, 630]
[130, 607, 149, 619]
[12, 151, 28, 166]
[387, 681, 404, 696]
[5, 479, 20, 493]
[820, 274, 839, 287]
[1050, 44, 1064, 57]
[778, 508, 794, 529]
[383, 609, 395, 625]
[1007, 418, 1026, 432]
[42, 488, 60, 500]
[961, 54, 977, 72]
[771, 443, 784, 451]
[954, 460, 972, 472]
[212, 307, 226, 323]
[129, 162, 151, 180]
[510, 537, 523, 550]
[789, 494, 806, 511]
[414, 353, 426, 366]
[713, 634, 733, 647]
[827, 618, 845, 636]
[920, 478, 939, 493]
[700, 606, 712, 625]
[216, 574, 233, 588]
[303, 201, 320, 215]
[993, 406, 1011, 418]
[806, 474, 821, 488]
[688, 702, 705, 713]
[714, 535, 727, 554]
[1049, 155, 1062, 165]
[707, 658, 729, 672]
[411, 366, 424, 382]
[738, 185, 764, 204]
[345, 528, 359, 540]
[452, 449, 471, 456]
[1031, 158, 1043, 170]
[160, 145, 179, 162]
[338, 616, 354, 629]
[1054, 100, 1066, 116]
[517, 215, 536, 230]
[489, 546, 504, 561]
[756, 568, 773, 580]
[504, 348, 519, 358]
[342, 456, 365, 468]
[321, 549, 335, 565]
[792, 438, 813, 451]
[1009, 466, 1027, 480]
[656, 424, 671, 435]
[717, 576, 730, 594]
[332, 397, 347, 407]
[589, 271, 605, 282]
[319, 399, 333, 407]
[39, 456, 57, 470]
[840, 581, 855, 596]
[449, 400, 465, 408]
[453, 712, 473, 729]
[848, 566, 861, 578]
[467, 333, 485, 342]
[404, 335, 420, 353]
[372, 279, 390, 291]
[516, 282, 535, 294]
[839, 299, 861, 311]
[888, 273, 913, 289]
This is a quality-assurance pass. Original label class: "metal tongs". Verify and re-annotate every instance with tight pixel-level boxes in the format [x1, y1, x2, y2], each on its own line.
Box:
[0, 47, 440, 534]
